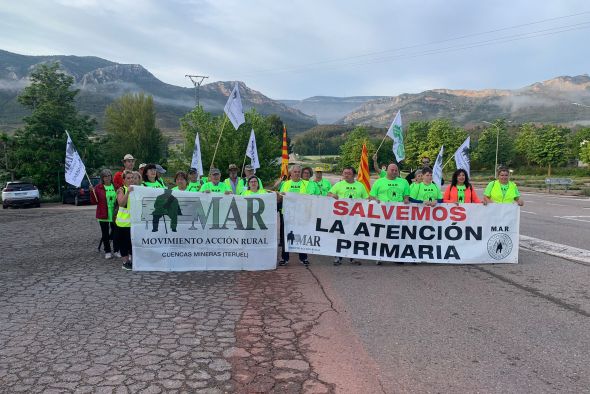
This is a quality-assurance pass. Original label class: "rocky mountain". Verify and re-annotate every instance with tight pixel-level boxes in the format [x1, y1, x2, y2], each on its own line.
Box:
[0, 50, 317, 138]
[336, 75, 590, 128]
[279, 96, 386, 124]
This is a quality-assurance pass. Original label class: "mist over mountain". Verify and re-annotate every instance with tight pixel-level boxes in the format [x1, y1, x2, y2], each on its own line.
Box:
[0, 50, 317, 138]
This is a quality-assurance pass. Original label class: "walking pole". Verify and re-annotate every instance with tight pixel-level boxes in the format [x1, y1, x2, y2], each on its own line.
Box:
[210, 115, 229, 169]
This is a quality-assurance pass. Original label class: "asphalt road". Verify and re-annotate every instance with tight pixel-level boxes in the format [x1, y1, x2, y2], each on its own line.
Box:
[1, 194, 589, 393]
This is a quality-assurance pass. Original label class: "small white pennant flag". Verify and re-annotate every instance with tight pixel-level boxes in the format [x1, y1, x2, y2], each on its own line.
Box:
[64, 131, 86, 187]
[432, 145, 444, 188]
[191, 132, 204, 177]
[385, 110, 405, 162]
[454, 136, 471, 176]
[224, 82, 245, 130]
[245, 129, 260, 169]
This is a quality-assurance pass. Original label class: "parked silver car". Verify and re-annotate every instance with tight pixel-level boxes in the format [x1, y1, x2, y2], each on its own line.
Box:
[2, 181, 41, 209]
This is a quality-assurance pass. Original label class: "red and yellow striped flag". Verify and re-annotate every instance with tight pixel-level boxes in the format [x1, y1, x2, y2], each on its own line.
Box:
[280, 125, 289, 178]
[357, 143, 371, 192]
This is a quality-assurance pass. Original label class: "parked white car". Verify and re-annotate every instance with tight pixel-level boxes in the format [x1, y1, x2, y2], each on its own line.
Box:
[2, 181, 41, 209]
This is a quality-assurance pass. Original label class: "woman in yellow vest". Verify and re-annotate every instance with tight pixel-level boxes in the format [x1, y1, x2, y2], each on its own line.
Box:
[241, 176, 267, 195]
[483, 166, 524, 206]
[116, 170, 135, 270]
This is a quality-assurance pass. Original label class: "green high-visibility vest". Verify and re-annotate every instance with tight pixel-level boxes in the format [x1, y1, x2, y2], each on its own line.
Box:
[115, 186, 131, 228]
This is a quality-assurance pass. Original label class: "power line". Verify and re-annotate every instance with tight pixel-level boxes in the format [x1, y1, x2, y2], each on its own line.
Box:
[241, 11, 590, 76]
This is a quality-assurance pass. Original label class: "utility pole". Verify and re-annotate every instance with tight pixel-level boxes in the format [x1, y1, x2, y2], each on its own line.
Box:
[185, 75, 209, 107]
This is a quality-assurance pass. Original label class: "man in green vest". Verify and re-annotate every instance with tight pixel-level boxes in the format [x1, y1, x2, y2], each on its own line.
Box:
[243, 164, 263, 190]
[279, 164, 311, 267]
[187, 168, 203, 192]
[483, 166, 524, 206]
[369, 163, 410, 204]
[224, 164, 245, 194]
[328, 166, 368, 266]
[200, 168, 232, 194]
[152, 189, 182, 233]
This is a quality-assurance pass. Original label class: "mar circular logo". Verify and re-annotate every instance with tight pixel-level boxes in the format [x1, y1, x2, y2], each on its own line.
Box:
[487, 233, 513, 260]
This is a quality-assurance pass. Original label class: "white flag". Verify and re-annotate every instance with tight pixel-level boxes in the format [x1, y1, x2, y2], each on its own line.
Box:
[245, 129, 260, 169]
[224, 82, 245, 130]
[191, 132, 204, 177]
[385, 110, 405, 162]
[64, 131, 86, 187]
[454, 136, 471, 176]
[432, 145, 444, 188]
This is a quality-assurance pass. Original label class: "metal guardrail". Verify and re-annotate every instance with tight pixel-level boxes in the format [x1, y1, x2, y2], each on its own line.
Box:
[545, 178, 573, 192]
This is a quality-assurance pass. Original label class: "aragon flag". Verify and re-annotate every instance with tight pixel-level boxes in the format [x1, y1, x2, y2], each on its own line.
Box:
[357, 143, 371, 192]
[280, 125, 289, 178]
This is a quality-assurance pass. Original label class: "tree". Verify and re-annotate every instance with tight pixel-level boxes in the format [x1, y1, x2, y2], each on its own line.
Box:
[423, 119, 467, 170]
[11, 63, 97, 194]
[175, 106, 281, 182]
[514, 123, 538, 166]
[338, 127, 375, 171]
[403, 121, 430, 167]
[580, 140, 590, 165]
[473, 120, 514, 171]
[531, 125, 569, 176]
[104, 93, 167, 165]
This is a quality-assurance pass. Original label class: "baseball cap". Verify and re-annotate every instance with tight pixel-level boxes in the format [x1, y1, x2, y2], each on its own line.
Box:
[228, 164, 238, 170]
[139, 163, 147, 169]
[188, 167, 198, 174]
[209, 168, 221, 175]
[122, 154, 135, 161]
[314, 166, 324, 172]
[244, 164, 254, 171]
[155, 164, 166, 174]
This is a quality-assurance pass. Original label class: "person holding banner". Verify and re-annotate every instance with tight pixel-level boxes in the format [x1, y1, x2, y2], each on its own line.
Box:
[224, 164, 246, 194]
[242, 176, 267, 195]
[172, 171, 189, 191]
[443, 169, 481, 204]
[409, 167, 442, 206]
[368, 163, 410, 204]
[200, 168, 232, 194]
[328, 167, 368, 266]
[243, 165, 263, 190]
[116, 170, 135, 271]
[89, 169, 119, 259]
[409, 170, 423, 195]
[142, 164, 166, 188]
[302, 167, 321, 195]
[187, 168, 202, 192]
[483, 167, 524, 206]
[279, 165, 311, 267]
[312, 167, 332, 196]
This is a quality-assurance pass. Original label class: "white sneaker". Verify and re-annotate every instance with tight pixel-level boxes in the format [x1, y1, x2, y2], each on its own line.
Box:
[113, 252, 121, 258]
[105, 253, 112, 259]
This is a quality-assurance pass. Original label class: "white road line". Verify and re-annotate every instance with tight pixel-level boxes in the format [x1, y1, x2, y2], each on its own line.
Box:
[546, 203, 568, 207]
[521, 210, 538, 215]
[520, 235, 590, 264]
[553, 216, 590, 223]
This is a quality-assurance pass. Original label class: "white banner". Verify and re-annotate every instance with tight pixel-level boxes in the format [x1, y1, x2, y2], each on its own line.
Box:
[130, 187, 277, 271]
[386, 110, 405, 162]
[64, 131, 86, 187]
[224, 82, 245, 130]
[283, 194, 519, 264]
[246, 128, 260, 169]
[191, 132, 204, 177]
[454, 136, 471, 176]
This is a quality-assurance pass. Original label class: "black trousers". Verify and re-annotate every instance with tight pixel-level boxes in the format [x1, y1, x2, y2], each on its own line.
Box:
[279, 211, 307, 262]
[117, 226, 132, 257]
[99, 221, 119, 253]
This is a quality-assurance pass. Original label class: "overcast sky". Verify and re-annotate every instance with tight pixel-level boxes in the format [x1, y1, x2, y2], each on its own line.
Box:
[1, 0, 589, 99]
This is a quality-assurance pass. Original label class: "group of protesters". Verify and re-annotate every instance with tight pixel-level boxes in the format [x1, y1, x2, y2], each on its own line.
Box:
[90, 152, 524, 270]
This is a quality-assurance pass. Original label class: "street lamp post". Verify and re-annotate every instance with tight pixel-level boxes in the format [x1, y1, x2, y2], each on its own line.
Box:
[482, 121, 500, 178]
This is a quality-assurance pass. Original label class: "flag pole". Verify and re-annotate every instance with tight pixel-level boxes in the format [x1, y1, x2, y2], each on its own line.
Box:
[210, 115, 229, 169]
[374, 134, 388, 155]
[240, 153, 247, 178]
[85, 171, 97, 201]
[441, 155, 454, 169]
